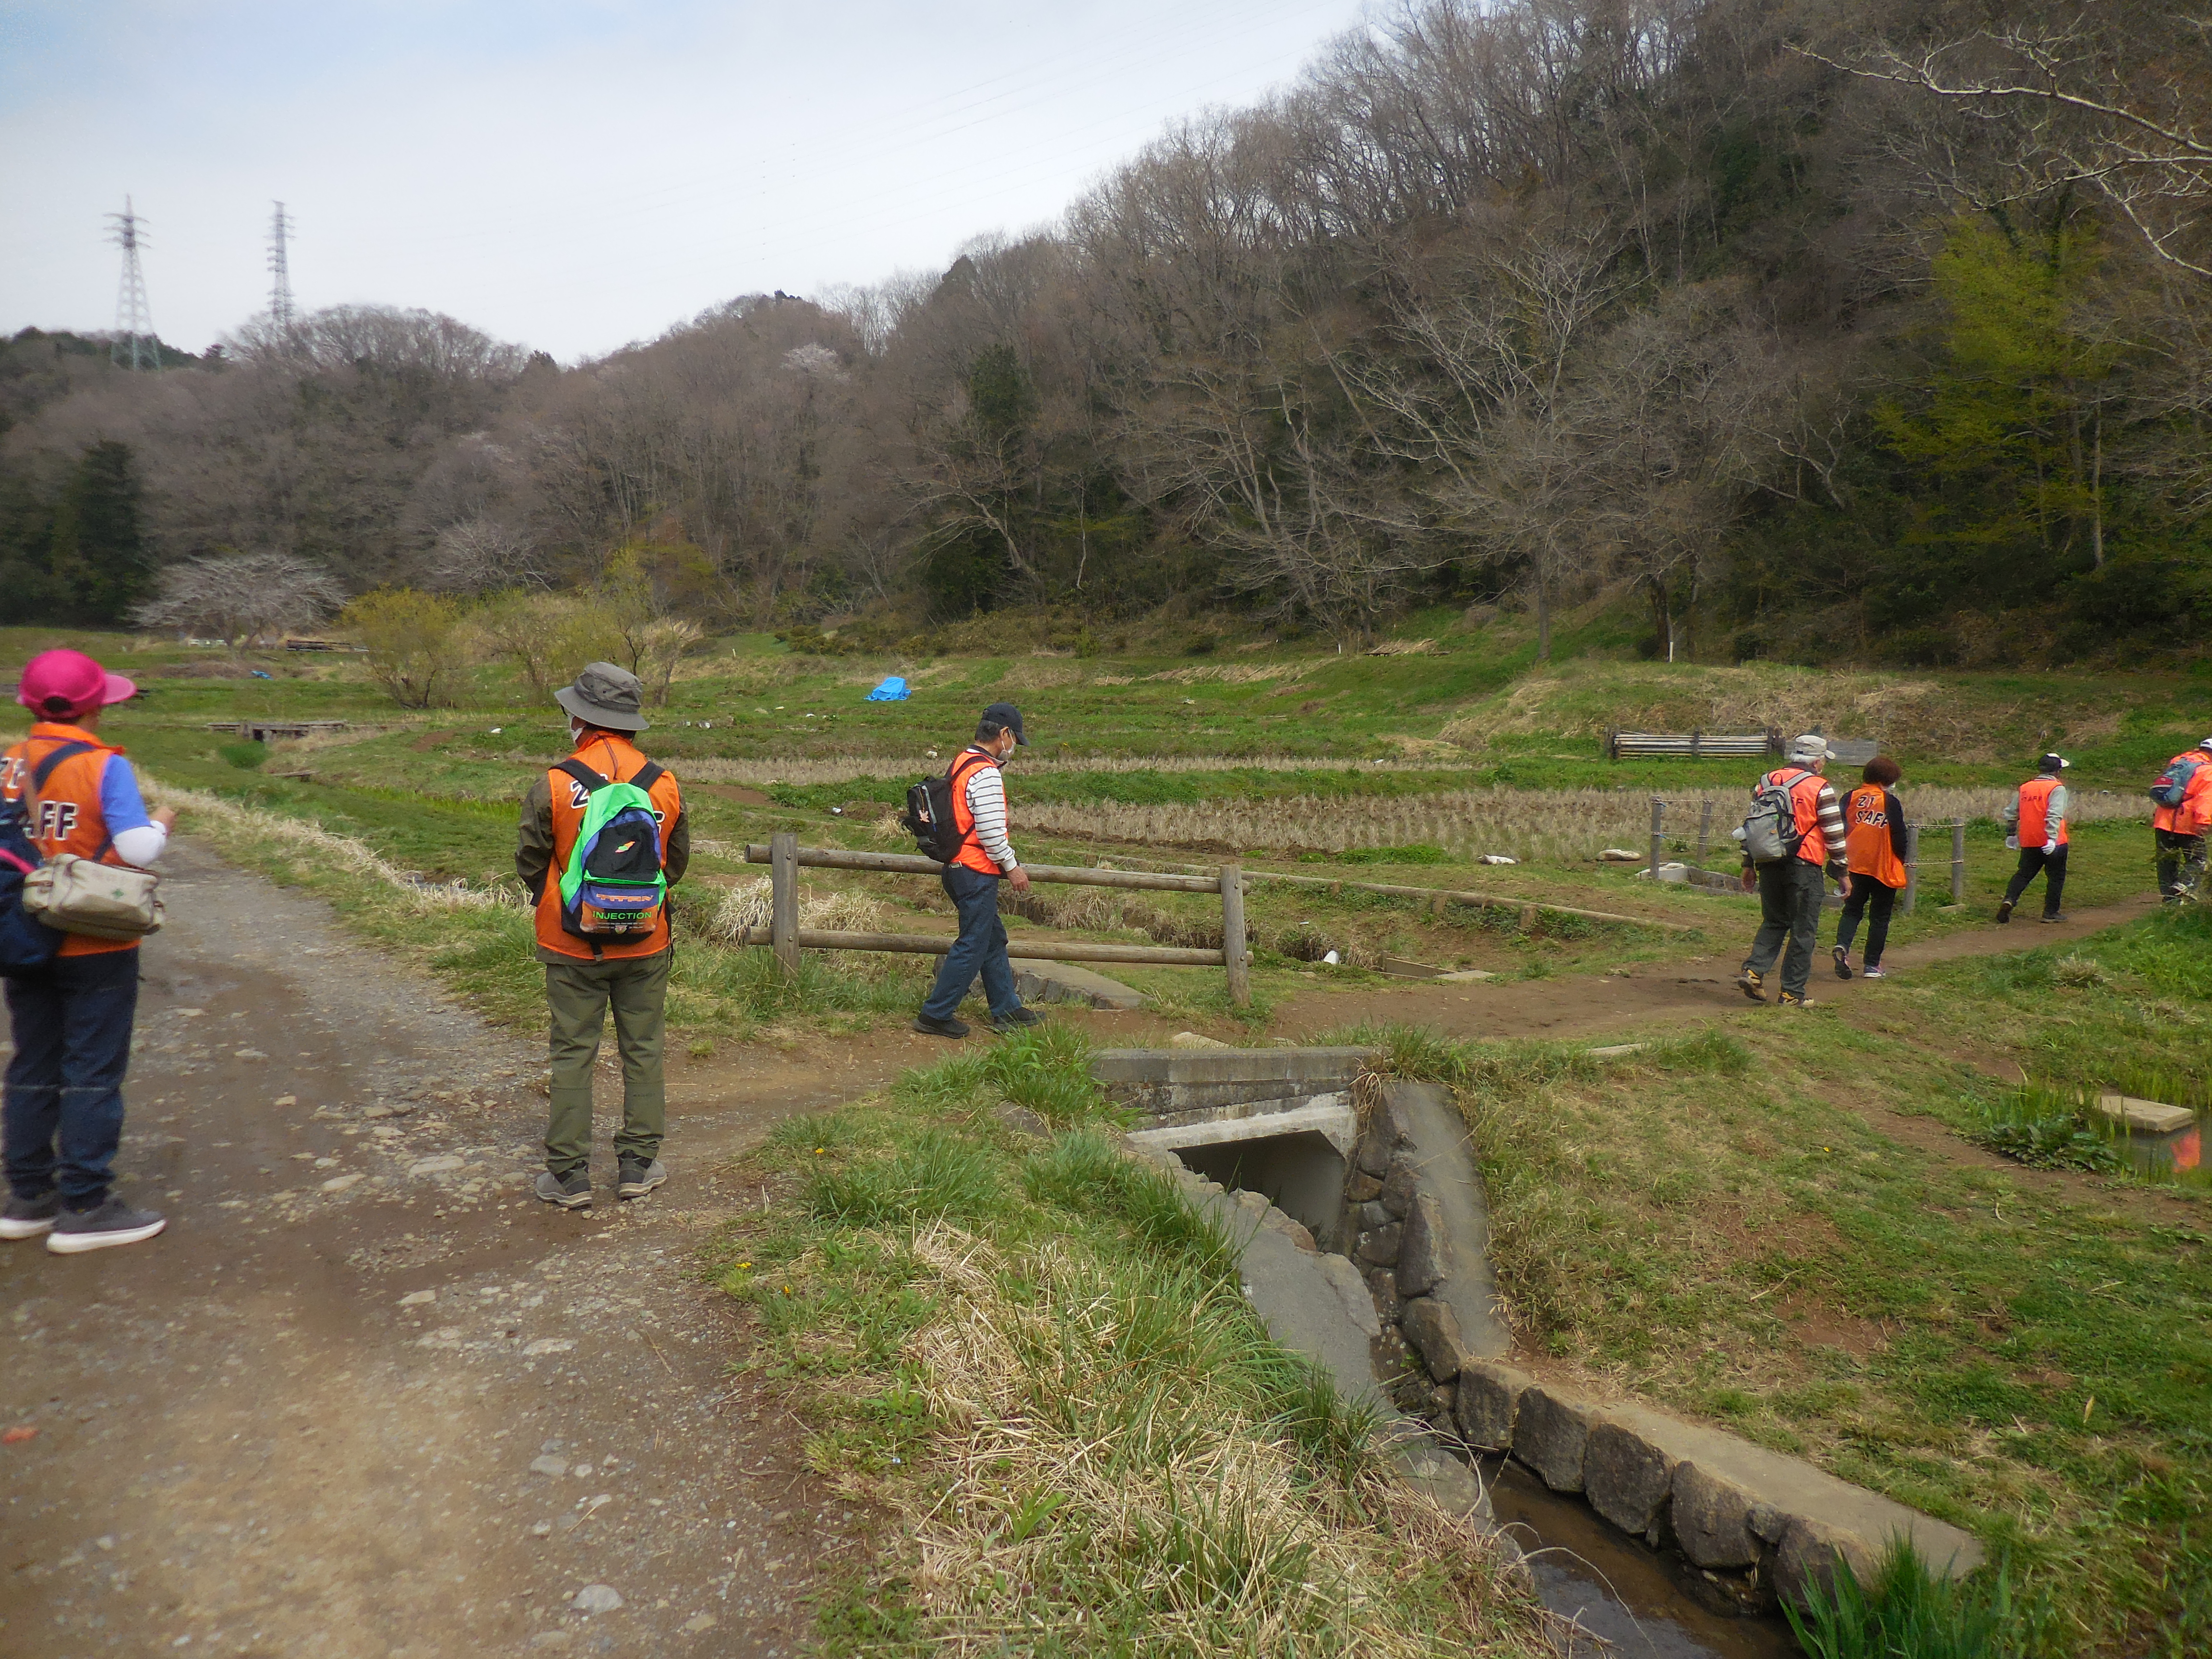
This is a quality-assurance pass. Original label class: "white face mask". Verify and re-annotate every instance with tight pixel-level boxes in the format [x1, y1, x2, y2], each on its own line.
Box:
[569, 719, 588, 745]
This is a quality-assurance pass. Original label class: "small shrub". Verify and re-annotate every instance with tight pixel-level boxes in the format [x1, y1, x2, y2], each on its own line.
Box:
[340, 587, 469, 708]
[218, 741, 268, 770]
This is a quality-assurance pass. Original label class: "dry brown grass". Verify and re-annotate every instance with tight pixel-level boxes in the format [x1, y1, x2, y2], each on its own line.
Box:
[703, 877, 891, 941]
[892, 1225, 1560, 1658]
[678, 754, 1434, 787]
[145, 782, 522, 911]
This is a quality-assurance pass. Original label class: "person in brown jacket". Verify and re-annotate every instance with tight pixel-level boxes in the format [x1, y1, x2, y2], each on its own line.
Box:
[515, 663, 688, 1210]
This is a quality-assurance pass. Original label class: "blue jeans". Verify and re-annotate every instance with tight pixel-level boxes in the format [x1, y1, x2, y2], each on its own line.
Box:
[4, 947, 141, 1209]
[920, 866, 1022, 1022]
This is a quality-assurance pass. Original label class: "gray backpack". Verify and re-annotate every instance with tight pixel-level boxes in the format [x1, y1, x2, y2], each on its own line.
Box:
[1737, 770, 1809, 865]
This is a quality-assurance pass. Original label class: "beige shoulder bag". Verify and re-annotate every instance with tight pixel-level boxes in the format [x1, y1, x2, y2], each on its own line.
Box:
[17, 751, 164, 940]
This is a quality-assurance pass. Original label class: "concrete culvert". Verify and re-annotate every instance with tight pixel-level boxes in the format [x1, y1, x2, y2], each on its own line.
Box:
[1171, 1129, 1348, 1252]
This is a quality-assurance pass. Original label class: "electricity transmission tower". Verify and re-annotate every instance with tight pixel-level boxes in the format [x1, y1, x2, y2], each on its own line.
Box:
[267, 200, 295, 328]
[106, 197, 156, 370]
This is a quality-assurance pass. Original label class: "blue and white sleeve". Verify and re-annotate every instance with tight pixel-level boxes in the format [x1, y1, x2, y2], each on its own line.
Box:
[99, 755, 168, 866]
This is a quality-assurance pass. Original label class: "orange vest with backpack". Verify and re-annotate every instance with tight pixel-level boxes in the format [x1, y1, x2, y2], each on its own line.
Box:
[1843, 784, 1908, 888]
[2016, 777, 2068, 848]
[2152, 751, 2212, 835]
[947, 749, 1003, 877]
[532, 734, 683, 961]
[1754, 768, 1830, 866]
[0, 725, 139, 959]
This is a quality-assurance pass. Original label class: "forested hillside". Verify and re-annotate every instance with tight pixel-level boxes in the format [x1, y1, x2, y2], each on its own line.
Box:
[6, 0, 2209, 667]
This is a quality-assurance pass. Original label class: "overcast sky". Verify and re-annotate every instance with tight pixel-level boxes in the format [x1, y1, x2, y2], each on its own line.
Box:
[0, 0, 1365, 361]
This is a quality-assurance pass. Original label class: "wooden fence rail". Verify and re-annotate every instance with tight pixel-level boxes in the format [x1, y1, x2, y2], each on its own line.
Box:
[741, 836, 1251, 1006]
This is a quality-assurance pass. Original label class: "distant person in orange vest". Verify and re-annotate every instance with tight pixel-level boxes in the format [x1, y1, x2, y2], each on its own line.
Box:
[1735, 734, 1850, 1008]
[2151, 737, 2211, 903]
[1997, 754, 2070, 924]
[515, 663, 688, 1210]
[2, 649, 177, 1252]
[912, 703, 1045, 1039]
[1832, 757, 1908, 981]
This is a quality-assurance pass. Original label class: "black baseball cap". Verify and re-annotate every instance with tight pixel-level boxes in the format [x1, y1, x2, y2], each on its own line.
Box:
[980, 702, 1027, 745]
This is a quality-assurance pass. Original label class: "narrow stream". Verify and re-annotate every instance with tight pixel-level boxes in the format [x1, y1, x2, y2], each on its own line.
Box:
[1481, 1458, 1801, 1659]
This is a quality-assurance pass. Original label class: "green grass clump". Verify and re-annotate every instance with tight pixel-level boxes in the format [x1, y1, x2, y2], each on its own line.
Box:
[721, 1040, 1551, 1657]
[1972, 1085, 2123, 1173]
[1787, 1539, 2023, 1659]
[217, 741, 268, 769]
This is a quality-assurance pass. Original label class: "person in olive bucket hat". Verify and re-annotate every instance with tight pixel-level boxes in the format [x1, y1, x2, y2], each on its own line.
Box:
[516, 663, 689, 1209]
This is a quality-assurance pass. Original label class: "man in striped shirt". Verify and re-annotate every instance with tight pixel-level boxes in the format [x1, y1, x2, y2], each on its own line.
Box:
[913, 703, 1046, 1039]
[1736, 734, 1851, 1008]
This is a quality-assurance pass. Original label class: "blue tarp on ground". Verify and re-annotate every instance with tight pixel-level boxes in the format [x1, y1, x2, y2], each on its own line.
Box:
[866, 676, 910, 701]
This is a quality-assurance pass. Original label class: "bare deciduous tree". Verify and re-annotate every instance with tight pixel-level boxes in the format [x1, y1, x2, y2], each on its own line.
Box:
[129, 552, 347, 647]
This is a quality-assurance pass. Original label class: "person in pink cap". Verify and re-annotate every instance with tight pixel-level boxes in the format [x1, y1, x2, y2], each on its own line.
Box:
[0, 649, 178, 1252]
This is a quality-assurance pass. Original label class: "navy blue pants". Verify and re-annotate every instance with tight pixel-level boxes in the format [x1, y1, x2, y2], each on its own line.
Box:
[919, 866, 1022, 1022]
[4, 948, 140, 1210]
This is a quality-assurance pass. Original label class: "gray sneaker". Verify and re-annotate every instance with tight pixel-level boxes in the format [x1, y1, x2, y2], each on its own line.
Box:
[617, 1158, 667, 1201]
[46, 1198, 167, 1254]
[535, 1171, 591, 1210]
[0, 1191, 62, 1241]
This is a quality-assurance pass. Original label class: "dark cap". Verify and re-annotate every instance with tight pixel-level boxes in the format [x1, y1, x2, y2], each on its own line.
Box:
[554, 661, 649, 732]
[979, 701, 1026, 745]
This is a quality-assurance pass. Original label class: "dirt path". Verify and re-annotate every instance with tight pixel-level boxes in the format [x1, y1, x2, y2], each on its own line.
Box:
[1271, 894, 2161, 1043]
[0, 840, 947, 1658]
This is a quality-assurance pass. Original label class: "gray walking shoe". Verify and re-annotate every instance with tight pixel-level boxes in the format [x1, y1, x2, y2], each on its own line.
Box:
[45, 1198, 167, 1254]
[535, 1171, 591, 1210]
[617, 1158, 667, 1201]
[0, 1191, 62, 1241]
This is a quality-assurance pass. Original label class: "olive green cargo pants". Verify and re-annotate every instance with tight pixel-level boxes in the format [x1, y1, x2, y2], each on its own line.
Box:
[543, 950, 668, 1177]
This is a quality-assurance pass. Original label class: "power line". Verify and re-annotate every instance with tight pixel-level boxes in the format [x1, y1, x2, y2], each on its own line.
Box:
[105, 196, 156, 370]
[268, 200, 295, 327]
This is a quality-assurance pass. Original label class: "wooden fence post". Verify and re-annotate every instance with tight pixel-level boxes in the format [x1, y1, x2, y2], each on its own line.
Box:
[1695, 799, 1714, 868]
[1902, 823, 1920, 916]
[1649, 797, 1666, 878]
[770, 832, 801, 975]
[1951, 821, 1967, 905]
[1220, 862, 1250, 1010]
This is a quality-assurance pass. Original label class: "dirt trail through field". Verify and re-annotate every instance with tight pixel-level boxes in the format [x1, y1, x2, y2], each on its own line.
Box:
[0, 841, 941, 1659]
[1271, 894, 2162, 1044]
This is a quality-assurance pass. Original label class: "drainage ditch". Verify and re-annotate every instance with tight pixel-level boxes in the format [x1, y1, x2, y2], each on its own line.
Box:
[1153, 1125, 1797, 1659]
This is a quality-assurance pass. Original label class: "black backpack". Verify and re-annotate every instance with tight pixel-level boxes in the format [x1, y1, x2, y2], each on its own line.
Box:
[0, 741, 95, 977]
[901, 751, 992, 864]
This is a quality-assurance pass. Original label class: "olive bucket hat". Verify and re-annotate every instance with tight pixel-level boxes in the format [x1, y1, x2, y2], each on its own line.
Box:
[554, 661, 649, 732]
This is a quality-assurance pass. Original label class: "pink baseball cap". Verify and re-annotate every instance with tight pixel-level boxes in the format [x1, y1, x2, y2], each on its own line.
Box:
[14, 649, 137, 720]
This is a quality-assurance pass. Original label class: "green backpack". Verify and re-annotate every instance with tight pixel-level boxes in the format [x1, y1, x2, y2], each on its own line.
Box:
[555, 758, 668, 939]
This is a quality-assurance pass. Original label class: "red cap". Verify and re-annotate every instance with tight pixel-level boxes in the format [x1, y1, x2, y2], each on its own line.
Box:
[14, 649, 137, 721]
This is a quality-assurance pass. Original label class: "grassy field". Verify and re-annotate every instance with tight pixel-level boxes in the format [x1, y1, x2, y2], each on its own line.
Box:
[1335, 904, 2212, 1657]
[6, 624, 2207, 1654]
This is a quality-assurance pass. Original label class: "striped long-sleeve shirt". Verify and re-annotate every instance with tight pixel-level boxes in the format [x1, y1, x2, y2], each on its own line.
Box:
[961, 749, 1018, 871]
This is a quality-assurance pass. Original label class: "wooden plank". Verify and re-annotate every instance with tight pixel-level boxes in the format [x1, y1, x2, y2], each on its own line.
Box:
[741, 928, 1226, 967]
[743, 843, 1219, 893]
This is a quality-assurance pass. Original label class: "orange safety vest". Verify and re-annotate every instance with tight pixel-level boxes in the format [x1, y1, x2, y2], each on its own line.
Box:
[1843, 784, 1908, 889]
[0, 723, 139, 958]
[532, 733, 683, 960]
[2152, 751, 2212, 835]
[1762, 768, 1830, 866]
[2016, 776, 2068, 848]
[947, 748, 1004, 877]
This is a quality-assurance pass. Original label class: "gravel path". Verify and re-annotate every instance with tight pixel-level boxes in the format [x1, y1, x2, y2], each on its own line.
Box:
[0, 840, 928, 1658]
